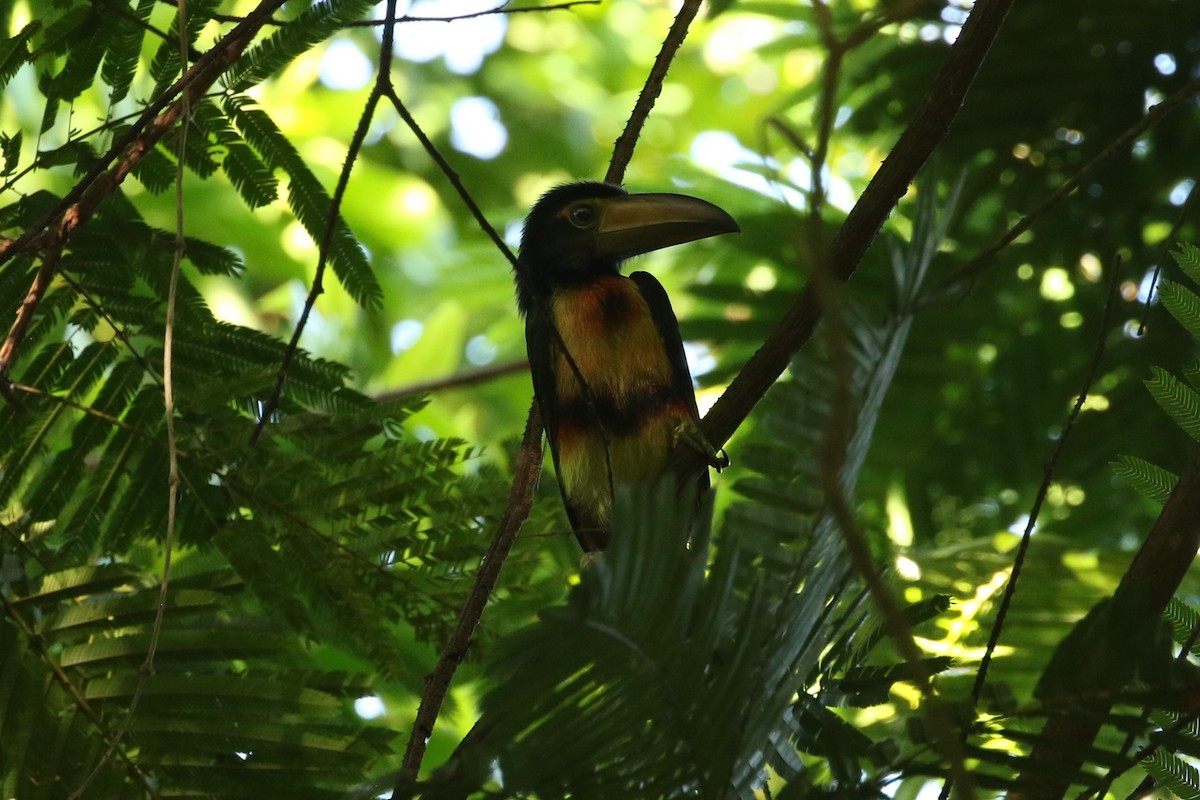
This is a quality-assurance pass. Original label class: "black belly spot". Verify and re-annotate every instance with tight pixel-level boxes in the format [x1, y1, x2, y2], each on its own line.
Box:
[599, 287, 629, 328]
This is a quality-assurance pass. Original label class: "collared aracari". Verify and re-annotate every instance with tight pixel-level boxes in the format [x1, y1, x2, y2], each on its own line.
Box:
[514, 182, 739, 552]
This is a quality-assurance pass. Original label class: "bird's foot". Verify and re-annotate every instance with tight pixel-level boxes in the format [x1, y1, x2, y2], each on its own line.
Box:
[674, 419, 729, 472]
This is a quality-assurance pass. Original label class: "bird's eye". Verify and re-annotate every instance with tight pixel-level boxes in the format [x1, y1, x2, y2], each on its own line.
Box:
[568, 204, 597, 228]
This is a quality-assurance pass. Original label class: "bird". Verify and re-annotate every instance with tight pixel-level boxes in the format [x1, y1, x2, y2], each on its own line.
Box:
[514, 181, 739, 552]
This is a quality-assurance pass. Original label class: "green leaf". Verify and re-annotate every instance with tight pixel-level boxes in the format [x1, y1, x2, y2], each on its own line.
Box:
[1111, 455, 1177, 504]
[1158, 280, 1200, 339]
[1146, 366, 1200, 440]
[0, 21, 38, 92]
[101, 0, 155, 104]
[0, 130, 21, 176]
[1144, 748, 1200, 800]
[45, 7, 114, 101]
[226, 0, 377, 91]
[225, 96, 381, 308]
[222, 141, 279, 208]
[1173, 242, 1200, 288]
[1164, 599, 1200, 658]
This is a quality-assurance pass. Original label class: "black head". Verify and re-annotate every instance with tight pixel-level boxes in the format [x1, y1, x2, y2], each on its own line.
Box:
[514, 181, 738, 316]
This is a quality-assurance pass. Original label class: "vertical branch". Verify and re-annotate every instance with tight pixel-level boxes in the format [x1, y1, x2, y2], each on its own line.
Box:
[68, 0, 191, 793]
[605, 0, 703, 185]
[394, 403, 545, 795]
[936, 261, 1122, 800]
[397, 0, 706, 789]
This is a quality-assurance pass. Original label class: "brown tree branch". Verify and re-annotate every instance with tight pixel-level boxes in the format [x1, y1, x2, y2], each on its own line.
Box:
[395, 2, 707, 790]
[0, 241, 62, 377]
[395, 403, 545, 794]
[0, 0, 289, 393]
[1010, 442, 1200, 800]
[679, 0, 1017, 470]
[605, 0, 704, 186]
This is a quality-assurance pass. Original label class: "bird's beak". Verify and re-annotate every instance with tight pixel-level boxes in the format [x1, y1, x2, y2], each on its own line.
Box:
[592, 193, 739, 259]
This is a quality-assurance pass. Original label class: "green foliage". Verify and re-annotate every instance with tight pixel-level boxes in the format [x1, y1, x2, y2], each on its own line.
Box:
[3, 0, 1200, 796]
[225, 95, 382, 309]
[0, 21, 39, 91]
[455, 482, 859, 799]
[1, 557, 389, 798]
[1112, 454, 1178, 503]
[1144, 747, 1200, 800]
[226, 0, 378, 91]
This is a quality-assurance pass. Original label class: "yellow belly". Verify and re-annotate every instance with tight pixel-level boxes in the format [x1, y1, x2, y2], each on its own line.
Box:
[548, 276, 691, 529]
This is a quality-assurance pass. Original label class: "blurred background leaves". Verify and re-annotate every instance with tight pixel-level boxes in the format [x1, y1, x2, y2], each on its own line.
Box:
[2, 0, 1200, 797]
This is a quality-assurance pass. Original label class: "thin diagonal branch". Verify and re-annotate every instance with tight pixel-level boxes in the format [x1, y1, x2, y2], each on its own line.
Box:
[676, 0, 1018, 472]
[971, 261, 1121, 705]
[250, 90, 383, 444]
[927, 74, 1200, 306]
[375, 358, 529, 399]
[396, 1, 706, 789]
[938, 258, 1123, 800]
[395, 402, 545, 794]
[0, 0, 288, 397]
[1138, 179, 1197, 334]
[605, 0, 703, 185]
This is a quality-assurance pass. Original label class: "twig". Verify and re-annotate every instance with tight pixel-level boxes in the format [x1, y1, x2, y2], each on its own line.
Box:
[0, 0, 289, 397]
[927, 75, 1200, 306]
[350, 1, 600, 26]
[156, 0, 598, 28]
[250, 89, 384, 444]
[808, 0, 840, 218]
[1138, 180, 1197, 335]
[605, 0, 703, 185]
[937, 258, 1122, 800]
[972, 261, 1120, 705]
[69, 0, 193, 791]
[0, 90, 228, 197]
[56, 271, 163, 385]
[374, 359, 529, 399]
[394, 403, 545, 795]
[8, 383, 139, 431]
[676, 0, 1018, 472]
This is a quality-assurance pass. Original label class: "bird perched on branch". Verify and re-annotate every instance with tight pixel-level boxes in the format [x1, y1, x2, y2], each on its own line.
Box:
[514, 181, 739, 552]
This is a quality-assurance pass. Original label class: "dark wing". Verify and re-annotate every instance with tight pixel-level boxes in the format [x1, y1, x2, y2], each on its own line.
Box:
[631, 270, 712, 505]
[629, 271, 700, 422]
[524, 308, 584, 533]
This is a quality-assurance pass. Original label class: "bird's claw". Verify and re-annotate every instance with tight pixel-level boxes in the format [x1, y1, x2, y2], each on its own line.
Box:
[674, 419, 730, 472]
